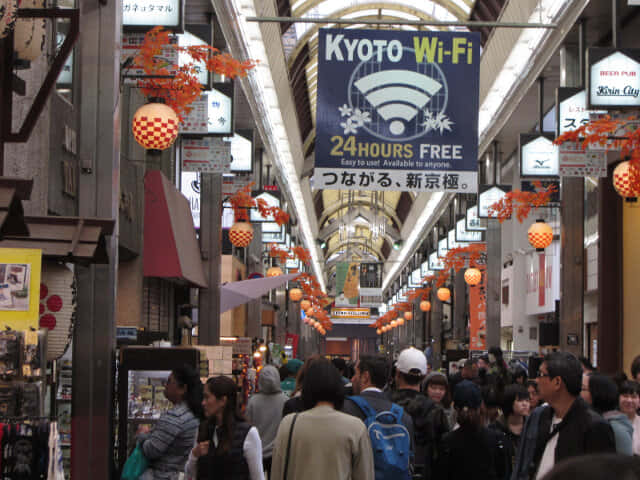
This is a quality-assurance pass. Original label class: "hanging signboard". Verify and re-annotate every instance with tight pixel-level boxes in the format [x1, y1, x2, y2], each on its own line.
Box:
[250, 192, 281, 223]
[456, 217, 483, 243]
[180, 171, 200, 228]
[429, 251, 444, 271]
[448, 228, 468, 250]
[409, 268, 422, 288]
[438, 238, 448, 258]
[122, 33, 178, 85]
[181, 137, 231, 173]
[478, 184, 511, 219]
[466, 204, 486, 231]
[421, 260, 433, 278]
[180, 84, 234, 136]
[0, 248, 42, 330]
[123, 0, 183, 31]
[520, 133, 559, 177]
[315, 28, 480, 192]
[331, 307, 371, 324]
[221, 175, 252, 197]
[587, 48, 640, 109]
[520, 180, 561, 206]
[336, 262, 359, 306]
[262, 225, 286, 244]
[469, 265, 487, 351]
[359, 262, 383, 295]
[556, 88, 606, 136]
[558, 147, 607, 177]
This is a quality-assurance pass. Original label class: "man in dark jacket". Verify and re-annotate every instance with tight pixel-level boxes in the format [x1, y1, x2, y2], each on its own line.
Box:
[512, 351, 615, 480]
[389, 348, 449, 480]
[343, 353, 414, 443]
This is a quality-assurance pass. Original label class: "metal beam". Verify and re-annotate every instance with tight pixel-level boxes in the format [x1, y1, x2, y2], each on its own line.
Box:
[248, 16, 557, 28]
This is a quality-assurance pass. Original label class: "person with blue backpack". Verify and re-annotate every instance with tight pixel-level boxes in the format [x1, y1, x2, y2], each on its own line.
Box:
[343, 354, 415, 480]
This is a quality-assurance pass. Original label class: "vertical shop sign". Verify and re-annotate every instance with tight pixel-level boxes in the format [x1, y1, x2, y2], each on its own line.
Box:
[315, 28, 480, 192]
[0, 248, 42, 330]
[284, 333, 299, 359]
[469, 265, 486, 351]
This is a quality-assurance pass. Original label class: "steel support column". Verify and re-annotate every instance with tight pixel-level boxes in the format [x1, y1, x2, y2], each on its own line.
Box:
[485, 221, 501, 350]
[199, 173, 223, 345]
[73, 2, 121, 479]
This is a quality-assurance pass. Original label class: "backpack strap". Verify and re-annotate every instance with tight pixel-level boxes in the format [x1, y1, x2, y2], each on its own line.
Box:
[348, 396, 376, 419]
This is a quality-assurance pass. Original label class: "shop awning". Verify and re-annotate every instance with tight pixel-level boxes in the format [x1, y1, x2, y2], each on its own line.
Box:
[0, 177, 32, 239]
[0, 216, 115, 263]
[144, 170, 207, 288]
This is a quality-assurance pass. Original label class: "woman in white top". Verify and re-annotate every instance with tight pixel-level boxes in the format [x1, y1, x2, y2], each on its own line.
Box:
[618, 380, 640, 456]
[185, 376, 264, 480]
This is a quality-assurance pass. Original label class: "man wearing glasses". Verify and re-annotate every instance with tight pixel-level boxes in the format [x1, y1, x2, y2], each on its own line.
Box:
[511, 352, 615, 480]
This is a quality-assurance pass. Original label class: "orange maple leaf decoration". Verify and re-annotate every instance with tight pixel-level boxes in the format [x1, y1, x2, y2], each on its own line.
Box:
[487, 181, 558, 223]
[555, 114, 640, 194]
[132, 26, 256, 121]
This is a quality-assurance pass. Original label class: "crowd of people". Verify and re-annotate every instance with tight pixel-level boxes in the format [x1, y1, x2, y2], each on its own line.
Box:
[128, 349, 640, 480]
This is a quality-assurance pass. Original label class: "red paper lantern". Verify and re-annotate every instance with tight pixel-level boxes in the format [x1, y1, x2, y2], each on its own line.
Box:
[289, 288, 303, 302]
[464, 267, 482, 286]
[527, 219, 553, 251]
[613, 160, 640, 200]
[266, 266, 283, 277]
[229, 221, 254, 248]
[420, 300, 431, 312]
[300, 299, 311, 311]
[404, 311, 413, 321]
[437, 288, 450, 302]
[132, 102, 179, 151]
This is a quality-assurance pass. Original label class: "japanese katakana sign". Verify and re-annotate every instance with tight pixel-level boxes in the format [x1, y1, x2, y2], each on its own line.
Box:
[123, 0, 181, 29]
[315, 28, 480, 192]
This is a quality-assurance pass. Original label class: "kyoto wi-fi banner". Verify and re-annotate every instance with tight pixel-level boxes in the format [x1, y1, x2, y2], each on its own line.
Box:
[315, 28, 480, 192]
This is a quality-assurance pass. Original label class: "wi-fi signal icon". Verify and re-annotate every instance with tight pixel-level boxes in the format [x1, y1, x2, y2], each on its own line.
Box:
[354, 69, 443, 136]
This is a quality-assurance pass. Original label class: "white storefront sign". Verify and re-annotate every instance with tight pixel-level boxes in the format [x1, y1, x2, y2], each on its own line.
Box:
[520, 135, 559, 177]
[123, 0, 182, 28]
[589, 49, 640, 108]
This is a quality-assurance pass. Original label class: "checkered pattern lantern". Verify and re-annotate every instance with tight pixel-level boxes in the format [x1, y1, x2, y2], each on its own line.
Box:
[289, 288, 303, 302]
[613, 160, 640, 200]
[229, 220, 254, 248]
[0, 0, 18, 39]
[266, 266, 283, 277]
[464, 267, 482, 286]
[528, 219, 553, 251]
[300, 299, 311, 311]
[132, 102, 179, 151]
[437, 287, 450, 302]
[420, 300, 431, 312]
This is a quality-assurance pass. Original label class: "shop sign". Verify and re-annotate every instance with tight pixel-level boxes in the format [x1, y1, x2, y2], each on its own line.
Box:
[456, 218, 483, 243]
[181, 137, 231, 173]
[180, 84, 234, 135]
[221, 174, 252, 197]
[478, 184, 511, 219]
[285, 258, 299, 270]
[466, 204, 486, 231]
[250, 192, 280, 223]
[0, 248, 42, 330]
[556, 88, 605, 136]
[262, 225, 286, 244]
[122, 33, 178, 85]
[420, 260, 433, 278]
[448, 228, 468, 250]
[331, 307, 370, 324]
[180, 171, 200, 229]
[587, 48, 640, 109]
[315, 28, 480, 192]
[438, 238, 448, 258]
[409, 268, 422, 288]
[520, 133, 559, 177]
[469, 265, 487, 351]
[558, 146, 607, 177]
[123, 0, 183, 30]
[429, 251, 444, 271]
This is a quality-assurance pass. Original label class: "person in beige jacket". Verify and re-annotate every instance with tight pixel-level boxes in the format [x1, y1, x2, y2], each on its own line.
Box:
[270, 358, 374, 480]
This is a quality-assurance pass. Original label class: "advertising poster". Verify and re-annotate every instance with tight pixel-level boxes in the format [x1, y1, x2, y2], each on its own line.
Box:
[0, 249, 42, 330]
[315, 28, 480, 192]
[335, 262, 359, 306]
[181, 137, 231, 173]
[469, 265, 487, 351]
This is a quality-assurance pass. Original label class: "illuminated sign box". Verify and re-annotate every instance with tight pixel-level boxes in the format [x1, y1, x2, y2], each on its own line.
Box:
[456, 218, 483, 243]
[123, 0, 184, 31]
[466, 204, 486, 231]
[429, 251, 444, 271]
[587, 48, 640, 109]
[478, 184, 511, 219]
[181, 83, 234, 136]
[520, 133, 559, 178]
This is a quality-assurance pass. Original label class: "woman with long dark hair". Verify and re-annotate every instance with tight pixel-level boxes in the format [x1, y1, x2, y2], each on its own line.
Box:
[185, 376, 264, 480]
[138, 364, 203, 480]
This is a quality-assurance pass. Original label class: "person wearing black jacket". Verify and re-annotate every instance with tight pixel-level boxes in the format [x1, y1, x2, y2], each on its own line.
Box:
[512, 352, 615, 480]
[389, 348, 450, 480]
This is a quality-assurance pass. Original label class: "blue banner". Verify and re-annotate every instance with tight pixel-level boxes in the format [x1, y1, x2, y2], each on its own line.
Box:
[315, 28, 480, 192]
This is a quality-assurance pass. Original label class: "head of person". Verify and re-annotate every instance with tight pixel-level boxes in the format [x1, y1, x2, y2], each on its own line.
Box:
[587, 373, 619, 415]
[257, 365, 283, 394]
[513, 368, 528, 385]
[581, 372, 592, 405]
[202, 376, 243, 453]
[481, 384, 503, 424]
[632, 356, 640, 383]
[502, 384, 530, 419]
[294, 355, 322, 394]
[302, 358, 344, 410]
[461, 360, 476, 380]
[477, 355, 490, 371]
[453, 380, 483, 430]
[488, 346, 504, 366]
[424, 372, 451, 407]
[352, 354, 389, 394]
[332, 357, 347, 376]
[286, 358, 304, 379]
[619, 380, 640, 419]
[540, 453, 640, 480]
[166, 365, 203, 417]
[527, 380, 541, 408]
[395, 348, 427, 389]
[579, 356, 595, 374]
[536, 352, 582, 404]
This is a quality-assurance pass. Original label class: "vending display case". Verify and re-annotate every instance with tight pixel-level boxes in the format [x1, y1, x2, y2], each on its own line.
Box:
[117, 346, 200, 473]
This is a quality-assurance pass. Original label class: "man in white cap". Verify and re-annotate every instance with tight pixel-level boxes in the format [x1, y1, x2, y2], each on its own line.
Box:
[390, 347, 450, 480]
